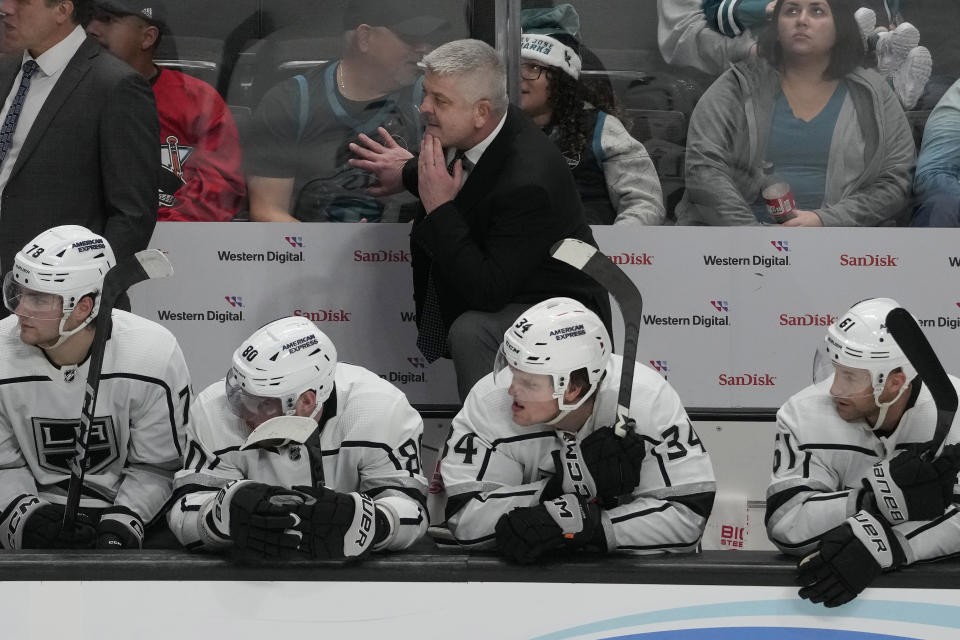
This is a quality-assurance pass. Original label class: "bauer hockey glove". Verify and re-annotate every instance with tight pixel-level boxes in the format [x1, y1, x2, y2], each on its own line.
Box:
[861, 443, 960, 525]
[3, 497, 96, 549]
[797, 510, 906, 608]
[543, 427, 645, 506]
[284, 485, 388, 560]
[97, 506, 145, 549]
[495, 494, 606, 564]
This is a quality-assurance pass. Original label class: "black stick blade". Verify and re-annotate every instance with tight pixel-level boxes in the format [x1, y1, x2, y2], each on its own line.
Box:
[886, 307, 958, 458]
[551, 238, 643, 437]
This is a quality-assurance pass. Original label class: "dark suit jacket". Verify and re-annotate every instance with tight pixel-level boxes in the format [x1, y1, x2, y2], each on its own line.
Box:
[404, 104, 612, 336]
[0, 37, 159, 298]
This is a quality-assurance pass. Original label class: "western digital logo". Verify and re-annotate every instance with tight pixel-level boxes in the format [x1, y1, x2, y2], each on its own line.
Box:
[157, 308, 244, 323]
[225, 296, 242, 307]
[710, 300, 729, 312]
[643, 313, 729, 328]
[839, 254, 899, 267]
[217, 250, 303, 264]
[917, 305, 960, 330]
[770, 240, 789, 252]
[649, 360, 668, 378]
[702, 255, 789, 268]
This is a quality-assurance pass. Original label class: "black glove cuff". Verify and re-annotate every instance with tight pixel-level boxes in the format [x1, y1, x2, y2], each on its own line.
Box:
[373, 505, 391, 547]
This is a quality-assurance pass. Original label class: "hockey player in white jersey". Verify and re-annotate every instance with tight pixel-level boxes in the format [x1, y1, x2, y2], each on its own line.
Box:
[438, 297, 716, 563]
[0, 226, 190, 549]
[167, 316, 428, 560]
[767, 298, 960, 607]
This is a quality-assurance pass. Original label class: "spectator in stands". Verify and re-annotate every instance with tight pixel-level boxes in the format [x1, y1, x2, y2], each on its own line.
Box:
[244, 0, 447, 223]
[88, 1, 246, 222]
[675, 0, 915, 226]
[520, 4, 664, 225]
[658, 0, 774, 76]
[911, 77, 960, 227]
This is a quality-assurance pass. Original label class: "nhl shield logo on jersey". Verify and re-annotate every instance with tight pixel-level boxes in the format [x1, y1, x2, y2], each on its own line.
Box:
[63, 367, 77, 383]
[32, 416, 119, 475]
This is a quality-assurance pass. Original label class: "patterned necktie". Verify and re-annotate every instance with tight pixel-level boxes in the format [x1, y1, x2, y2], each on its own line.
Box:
[415, 150, 470, 362]
[416, 268, 447, 363]
[0, 60, 40, 169]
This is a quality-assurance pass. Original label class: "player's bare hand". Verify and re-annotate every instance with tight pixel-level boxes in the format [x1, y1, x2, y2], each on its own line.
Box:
[782, 209, 822, 227]
[347, 127, 412, 197]
[418, 133, 462, 215]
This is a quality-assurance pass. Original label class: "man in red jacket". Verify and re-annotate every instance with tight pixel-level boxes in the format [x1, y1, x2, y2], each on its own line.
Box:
[87, 0, 245, 221]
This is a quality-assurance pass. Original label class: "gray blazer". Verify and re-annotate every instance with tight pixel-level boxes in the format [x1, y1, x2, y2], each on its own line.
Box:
[0, 36, 159, 288]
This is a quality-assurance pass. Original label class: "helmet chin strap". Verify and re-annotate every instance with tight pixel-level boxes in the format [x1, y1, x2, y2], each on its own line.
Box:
[33, 311, 95, 350]
[870, 380, 910, 432]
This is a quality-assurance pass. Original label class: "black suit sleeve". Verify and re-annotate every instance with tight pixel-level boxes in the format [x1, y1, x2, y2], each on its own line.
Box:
[99, 71, 158, 261]
[412, 182, 564, 311]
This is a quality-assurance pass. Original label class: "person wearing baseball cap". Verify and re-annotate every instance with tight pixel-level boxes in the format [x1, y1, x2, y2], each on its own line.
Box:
[87, 1, 246, 221]
[519, 4, 664, 225]
[245, 0, 448, 223]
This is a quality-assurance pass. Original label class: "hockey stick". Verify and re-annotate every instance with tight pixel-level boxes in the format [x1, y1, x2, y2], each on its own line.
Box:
[240, 416, 319, 451]
[550, 238, 642, 437]
[61, 249, 174, 533]
[886, 307, 958, 460]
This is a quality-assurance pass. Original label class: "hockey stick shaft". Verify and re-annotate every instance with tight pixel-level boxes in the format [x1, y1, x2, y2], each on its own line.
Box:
[550, 238, 642, 437]
[62, 250, 173, 532]
[886, 307, 958, 460]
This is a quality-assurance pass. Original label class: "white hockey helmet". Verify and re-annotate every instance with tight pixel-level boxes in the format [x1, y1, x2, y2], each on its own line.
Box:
[493, 297, 610, 411]
[226, 316, 337, 428]
[814, 298, 917, 428]
[2, 225, 115, 343]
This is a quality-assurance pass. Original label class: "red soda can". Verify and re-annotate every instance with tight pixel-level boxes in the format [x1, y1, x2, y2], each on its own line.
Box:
[762, 181, 797, 223]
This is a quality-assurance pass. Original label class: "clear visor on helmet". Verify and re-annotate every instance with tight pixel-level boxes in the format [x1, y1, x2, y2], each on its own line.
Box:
[2, 272, 63, 320]
[225, 367, 284, 427]
[492, 345, 558, 403]
[812, 343, 876, 401]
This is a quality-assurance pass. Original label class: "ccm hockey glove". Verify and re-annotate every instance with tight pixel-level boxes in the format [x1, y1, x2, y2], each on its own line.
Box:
[543, 428, 645, 505]
[97, 506, 145, 549]
[862, 443, 960, 524]
[797, 510, 906, 608]
[495, 494, 606, 564]
[4, 497, 96, 549]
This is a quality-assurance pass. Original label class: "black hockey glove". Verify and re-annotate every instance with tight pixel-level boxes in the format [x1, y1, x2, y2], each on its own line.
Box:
[19, 501, 96, 549]
[96, 506, 145, 550]
[862, 443, 960, 525]
[284, 485, 384, 560]
[797, 510, 906, 608]
[495, 494, 606, 564]
[543, 427, 645, 506]
[216, 481, 313, 558]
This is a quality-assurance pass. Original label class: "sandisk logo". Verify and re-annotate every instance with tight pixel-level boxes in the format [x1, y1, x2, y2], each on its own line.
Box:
[779, 313, 837, 327]
[293, 309, 352, 322]
[718, 373, 776, 386]
[840, 254, 899, 267]
[353, 249, 410, 263]
[609, 252, 654, 266]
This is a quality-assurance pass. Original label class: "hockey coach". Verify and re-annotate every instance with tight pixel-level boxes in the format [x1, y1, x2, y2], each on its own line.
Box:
[349, 38, 611, 402]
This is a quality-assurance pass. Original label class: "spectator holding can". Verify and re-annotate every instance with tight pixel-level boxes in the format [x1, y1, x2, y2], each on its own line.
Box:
[675, 0, 915, 227]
